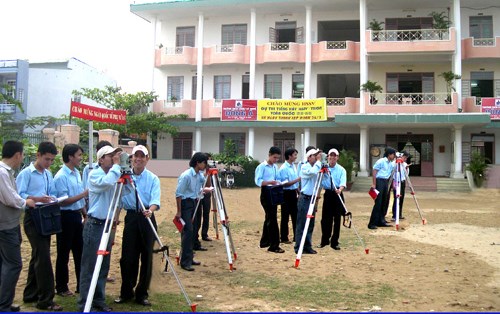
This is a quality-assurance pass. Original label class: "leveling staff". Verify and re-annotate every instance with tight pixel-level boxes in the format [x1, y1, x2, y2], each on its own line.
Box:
[115, 145, 160, 307]
[78, 145, 124, 312]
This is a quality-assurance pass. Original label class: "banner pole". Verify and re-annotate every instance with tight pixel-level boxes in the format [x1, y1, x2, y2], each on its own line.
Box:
[89, 121, 94, 168]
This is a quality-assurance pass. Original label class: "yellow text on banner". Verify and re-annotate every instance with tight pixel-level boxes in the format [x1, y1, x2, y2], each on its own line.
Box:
[257, 98, 327, 121]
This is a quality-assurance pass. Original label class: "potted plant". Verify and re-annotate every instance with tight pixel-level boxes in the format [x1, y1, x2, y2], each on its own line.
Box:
[429, 11, 451, 39]
[466, 152, 489, 188]
[368, 19, 384, 41]
[439, 71, 461, 104]
[360, 80, 383, 104]
[169, 95, 178, 106]
[337, 149, 357, 191]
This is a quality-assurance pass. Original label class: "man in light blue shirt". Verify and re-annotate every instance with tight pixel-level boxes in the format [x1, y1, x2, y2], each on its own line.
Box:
[78, 145, 123, 312]
[254, 146, 284, 253]
[368, 147, 396, 229]
[82, 140, 112, 190]
[115, 145, 160, 306]
[175, 152, 208, 271]
[16, 141, 62, 311]
[278, 148, 301, 244]
[53, 144, 88, 297]
[294, 148, 322, 255]
[318, 148, 347, 250]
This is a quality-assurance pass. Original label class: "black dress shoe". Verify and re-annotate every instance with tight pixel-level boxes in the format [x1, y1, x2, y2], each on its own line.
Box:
[202, 236, 213, 241]
[181, 265, 195, 271]
[92, 305, 112, 312]
[192, 260, 201, 266]
[316, 243, 328, 248]
[332, 245, 341, 250]
[378, 223, 392, 227]
[259, 243, 270, 248]
[303, 249, 317, 254]
[194, 246, 208, 251]
[136, 299, 151, 306]
[368, 225, 378, 230]
[10, 304, 21, 312]
[114, 297, 132, 304]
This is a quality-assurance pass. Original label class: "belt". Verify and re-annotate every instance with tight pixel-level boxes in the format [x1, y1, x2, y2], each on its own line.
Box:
[87, 216, 106, 225]
[300, 193, 312, 198]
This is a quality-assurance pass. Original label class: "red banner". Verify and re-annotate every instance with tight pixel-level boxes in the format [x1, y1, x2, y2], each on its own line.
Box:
[221, 99, 257, 121]
[481, 98, 500, 120]
[70, 101, 127, 124]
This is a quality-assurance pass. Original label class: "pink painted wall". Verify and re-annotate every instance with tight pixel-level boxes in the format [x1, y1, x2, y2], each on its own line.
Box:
[462, 37, 500, 59]
[312, 41, 359, 62]
[462, 97, 481, 113]
[156, 47, 196, 66]
[365, 29, 456, 53]
[203, 45, 250, 65]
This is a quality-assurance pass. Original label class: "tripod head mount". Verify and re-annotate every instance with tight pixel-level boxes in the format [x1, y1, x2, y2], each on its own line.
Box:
[207, 168, 219, 175]
[319, 163, 329, 173]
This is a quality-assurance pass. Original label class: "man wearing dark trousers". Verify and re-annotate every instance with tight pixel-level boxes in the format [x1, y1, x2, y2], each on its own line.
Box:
[53, 144, 88, 297]
[16, 141, 63, 311]
[0, 141, 35, 312]
[318, 149, 346, 250]
[278, 148, 300, 244]
[193, 155, 211, 251]
[115, 145, 160, 306]
[368, 147, 396, 229]
[254, 146, 284, 253]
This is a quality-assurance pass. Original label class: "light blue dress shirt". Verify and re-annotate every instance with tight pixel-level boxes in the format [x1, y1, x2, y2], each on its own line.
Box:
[87, 164, 122, 220]
[392, 161, 408, 182]
[321, 164, 347, 190]
[373, 157, 395, 179]
[16, 162, 55, 199]
[122, 168, 161, 211]
[254, 161, 279, 187]
[279, 161, 299, 190]
[53, 164, 85, 211]
[175, 167, 205, 200]
[299, 161, 322, 195]
[82, 162, 99, 190]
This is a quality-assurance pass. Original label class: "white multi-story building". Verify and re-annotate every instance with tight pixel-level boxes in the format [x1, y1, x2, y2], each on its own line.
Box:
[131, 0, 500, 178]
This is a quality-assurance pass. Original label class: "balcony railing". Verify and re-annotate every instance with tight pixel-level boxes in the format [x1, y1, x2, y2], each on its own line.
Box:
[270, 43, 290, 51]
[473, 38, 495, 46]
[0, 104, 17, 114]
[162, 100, 182, 108]
[326, 98, 346, 106]
[372, 29, 450, 42]
[165, 47, 184, 55]
[326, 41, 347, 50]
[370, 93, 451, 105]
[216, 44, 234, 52]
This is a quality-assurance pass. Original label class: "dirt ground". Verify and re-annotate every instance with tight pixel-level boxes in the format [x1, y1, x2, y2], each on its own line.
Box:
[16, 178, 500, 312]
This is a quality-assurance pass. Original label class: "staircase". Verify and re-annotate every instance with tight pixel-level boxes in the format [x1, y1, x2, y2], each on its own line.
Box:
[350, 176, 471, 193]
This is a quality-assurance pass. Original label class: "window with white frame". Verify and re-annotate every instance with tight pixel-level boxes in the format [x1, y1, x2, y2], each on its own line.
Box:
[219, 133, 245, 155]
[264, 74, 282, 99]
[167, 76, 184, 102]
[176, 26, 195, 47]
[221, 24, 247, 45]
[470, 16, 493, 39]
[214, 75, 231, 100]
[6, 80, 15, 98]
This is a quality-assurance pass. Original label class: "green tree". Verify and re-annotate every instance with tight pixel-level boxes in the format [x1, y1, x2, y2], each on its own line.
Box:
[466, 152, 489, 188]
[72, 86, 187, 142]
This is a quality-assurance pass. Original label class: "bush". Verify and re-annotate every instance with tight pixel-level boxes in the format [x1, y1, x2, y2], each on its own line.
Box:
[337, 149, 357, 183]
[235, 158, 261, 187]
[466, 152, 489, 188]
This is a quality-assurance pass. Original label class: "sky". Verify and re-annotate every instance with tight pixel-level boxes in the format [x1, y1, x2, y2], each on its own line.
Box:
[0, 0, 153, 93]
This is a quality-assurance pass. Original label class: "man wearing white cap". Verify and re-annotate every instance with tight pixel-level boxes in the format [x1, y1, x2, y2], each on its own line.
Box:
[318, 148, 346, 250]
[115, 145, 160, 307]
[78, 145, 122, 312]
[294, 148, 322, 255]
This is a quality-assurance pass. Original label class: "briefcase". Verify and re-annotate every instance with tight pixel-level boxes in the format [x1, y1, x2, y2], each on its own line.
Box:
[267, 185, 284, 205]
[31, 203, 62, 236]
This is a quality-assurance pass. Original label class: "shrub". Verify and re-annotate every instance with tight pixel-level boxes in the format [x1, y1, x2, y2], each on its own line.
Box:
[466, 152, 489, 188]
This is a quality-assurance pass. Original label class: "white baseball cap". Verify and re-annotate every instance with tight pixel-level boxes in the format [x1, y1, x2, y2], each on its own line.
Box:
[328, 148, 340, 156]
[305, 148, 320, 159]
[132, 145, 149, 156]
[96, 146, 122, 160]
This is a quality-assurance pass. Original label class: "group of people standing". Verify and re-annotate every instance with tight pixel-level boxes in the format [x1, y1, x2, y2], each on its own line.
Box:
[0, 140, 162, 312]
[254, 146, 347, 255]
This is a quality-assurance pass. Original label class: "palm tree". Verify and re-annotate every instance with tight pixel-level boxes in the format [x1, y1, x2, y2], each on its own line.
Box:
[360, 80, 383, 104]
[439, 71, 461, 103]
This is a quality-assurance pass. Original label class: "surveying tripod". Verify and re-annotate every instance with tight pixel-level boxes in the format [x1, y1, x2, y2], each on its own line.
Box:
[192, 167, 237, 271]
[84, 172, 196, 313]
[294, 165, 327, 268]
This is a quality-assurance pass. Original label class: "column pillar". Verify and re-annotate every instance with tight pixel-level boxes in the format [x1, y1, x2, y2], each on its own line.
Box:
[304, 6, 312, 99]
[304, 128, 311, 153]
[359, 0, 368, 114]
[452, 125, 463, 178]
[358, 125, 369, 177]
[453, 0, 462, 112]
[195, 127, 201, 152]
[196, 13, 204, 122]
[248, 127, 255, 158]
[249, 9, 256, 99]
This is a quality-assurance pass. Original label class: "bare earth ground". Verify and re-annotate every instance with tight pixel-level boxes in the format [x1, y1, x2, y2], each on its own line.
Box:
[16, 178, 500, 312]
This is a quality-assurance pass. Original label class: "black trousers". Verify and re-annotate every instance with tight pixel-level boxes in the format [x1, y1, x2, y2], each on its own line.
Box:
[259, 187, 280, 250]
[193, 192, 211, 248]
[119, 211, 157, 302]
[369, 178, 390, 227]
[280, 189, 298, 242]
[55, 210, 83, 294]
[320, 190, 344, 247]
[23, 210, 55, 308]
[392, 181, 406, 218]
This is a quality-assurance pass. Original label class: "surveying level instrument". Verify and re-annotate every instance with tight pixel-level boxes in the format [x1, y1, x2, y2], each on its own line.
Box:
[294, 165, 327, 269]
[192, 166, 237, 271]
[84, 171, 196, 313]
